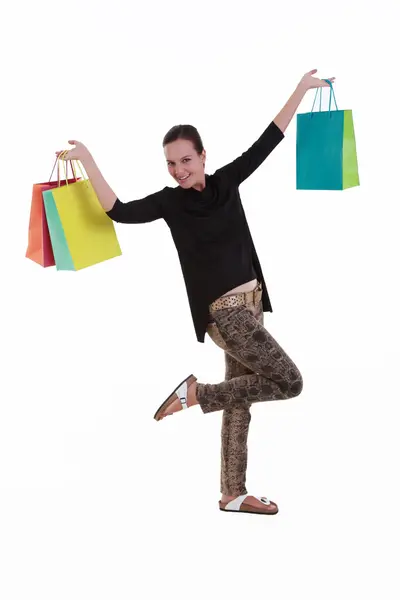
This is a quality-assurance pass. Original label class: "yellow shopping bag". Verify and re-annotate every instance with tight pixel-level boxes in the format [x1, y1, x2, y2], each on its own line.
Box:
[42, 156, 122, 270]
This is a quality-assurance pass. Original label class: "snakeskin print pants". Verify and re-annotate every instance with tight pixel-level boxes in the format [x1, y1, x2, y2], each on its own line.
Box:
[196, 283, 303, 496]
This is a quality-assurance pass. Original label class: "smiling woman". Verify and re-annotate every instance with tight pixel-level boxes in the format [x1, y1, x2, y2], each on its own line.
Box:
[58, 69, 333, 515]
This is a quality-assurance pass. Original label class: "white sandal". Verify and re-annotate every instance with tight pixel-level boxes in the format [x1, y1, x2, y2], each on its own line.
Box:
[219, 494, 279, 515]
[154, 374, 197, 421]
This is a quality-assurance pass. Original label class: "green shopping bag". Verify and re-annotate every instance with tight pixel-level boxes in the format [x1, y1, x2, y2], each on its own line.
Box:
[296, 81, 360, 190]
[42, 188, 75, 270]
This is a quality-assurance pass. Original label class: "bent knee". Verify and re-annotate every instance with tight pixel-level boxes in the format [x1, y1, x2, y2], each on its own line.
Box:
[289, 370, 303, 398]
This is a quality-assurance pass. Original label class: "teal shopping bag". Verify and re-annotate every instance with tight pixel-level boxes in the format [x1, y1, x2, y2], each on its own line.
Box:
[42, 189, 75, 270]
[296, 82, 360, 190]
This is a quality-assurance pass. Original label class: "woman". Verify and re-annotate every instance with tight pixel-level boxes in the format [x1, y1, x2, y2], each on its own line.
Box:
[58, 69, 334, 516]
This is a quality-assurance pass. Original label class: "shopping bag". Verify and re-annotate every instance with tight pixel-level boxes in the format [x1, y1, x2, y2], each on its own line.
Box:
[26, 159, 80, 266]
[296, 82, 360, 190]
[42, 158, 122, 271]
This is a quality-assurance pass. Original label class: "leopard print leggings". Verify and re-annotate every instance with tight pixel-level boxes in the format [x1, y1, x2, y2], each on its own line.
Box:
[196, 283, 303, 496]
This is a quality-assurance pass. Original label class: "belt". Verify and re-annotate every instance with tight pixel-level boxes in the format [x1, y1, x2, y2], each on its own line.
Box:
[209, 282, 263, 312]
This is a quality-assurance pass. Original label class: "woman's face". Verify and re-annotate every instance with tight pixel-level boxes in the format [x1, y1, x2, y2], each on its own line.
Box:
[164, 139, 206, 190]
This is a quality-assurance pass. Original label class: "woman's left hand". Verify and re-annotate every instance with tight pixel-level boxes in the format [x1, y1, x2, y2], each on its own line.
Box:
[300, 69, 335, 90]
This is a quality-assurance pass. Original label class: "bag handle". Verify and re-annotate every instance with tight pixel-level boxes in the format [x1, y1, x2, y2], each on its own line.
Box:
[47, 154, 78, 183]
[57, 152, 89, 189]
[310, 79, 338, 117]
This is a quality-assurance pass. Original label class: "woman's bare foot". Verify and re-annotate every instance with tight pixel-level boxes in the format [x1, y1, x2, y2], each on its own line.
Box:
[161, 381, 198, 418]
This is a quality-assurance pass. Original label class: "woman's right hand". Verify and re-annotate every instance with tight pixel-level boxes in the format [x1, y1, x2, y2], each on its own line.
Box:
[55, 140, 91, 162]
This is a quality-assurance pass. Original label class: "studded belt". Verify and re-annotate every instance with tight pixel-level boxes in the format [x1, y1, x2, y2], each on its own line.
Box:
[209, 281, 262, 312]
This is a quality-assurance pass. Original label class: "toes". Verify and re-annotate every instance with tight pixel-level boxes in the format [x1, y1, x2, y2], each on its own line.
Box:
[161, 411, 173, 419]
[159, 397, 182, 420]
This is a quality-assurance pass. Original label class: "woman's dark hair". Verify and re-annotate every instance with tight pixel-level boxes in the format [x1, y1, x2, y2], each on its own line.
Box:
[163, 125, 204, 155]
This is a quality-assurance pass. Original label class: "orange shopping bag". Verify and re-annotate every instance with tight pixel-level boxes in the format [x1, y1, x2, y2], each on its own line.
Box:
[26, 158, 81, 267]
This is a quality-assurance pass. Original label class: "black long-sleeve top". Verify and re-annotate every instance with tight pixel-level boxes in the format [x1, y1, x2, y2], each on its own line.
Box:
[106, 120, 285, 342]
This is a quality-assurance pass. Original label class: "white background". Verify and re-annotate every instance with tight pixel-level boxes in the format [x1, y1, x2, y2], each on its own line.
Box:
[1, 0, 399, 598]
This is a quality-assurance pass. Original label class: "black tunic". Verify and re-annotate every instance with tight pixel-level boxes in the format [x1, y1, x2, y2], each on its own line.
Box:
[106, 121, 284, 342]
